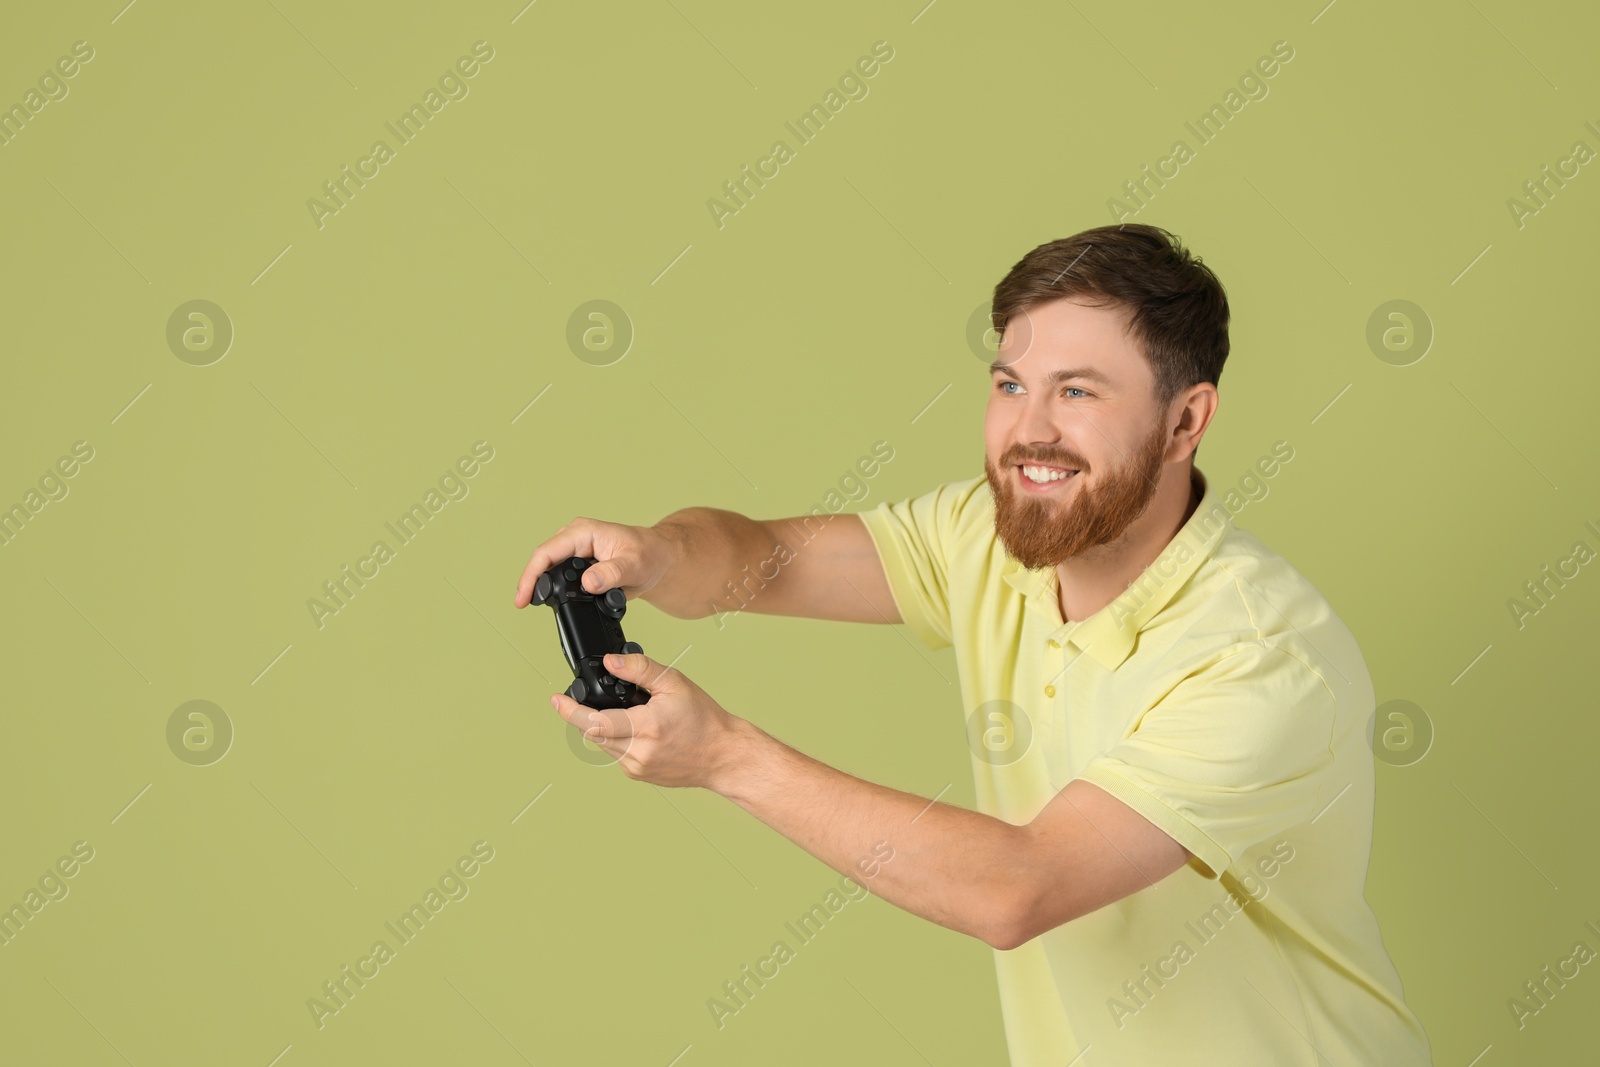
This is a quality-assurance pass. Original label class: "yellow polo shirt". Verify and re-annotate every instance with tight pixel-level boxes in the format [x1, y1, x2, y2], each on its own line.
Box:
[857, 465, 1433, 1066]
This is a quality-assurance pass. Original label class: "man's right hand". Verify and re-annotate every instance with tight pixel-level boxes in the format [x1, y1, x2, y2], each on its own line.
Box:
[513, 517, 683, 609]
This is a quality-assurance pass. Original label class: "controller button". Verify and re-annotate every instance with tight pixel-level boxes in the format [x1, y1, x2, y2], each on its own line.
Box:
[602, 588, 627, 617]
[568, 678, 588, 704]
[622, 640, 642, 655]
[562, 566, 578, 582]
[533, 574, 552, 604]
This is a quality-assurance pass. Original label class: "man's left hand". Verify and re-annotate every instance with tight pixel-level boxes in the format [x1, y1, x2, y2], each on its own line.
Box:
[550, 651, 747, 790]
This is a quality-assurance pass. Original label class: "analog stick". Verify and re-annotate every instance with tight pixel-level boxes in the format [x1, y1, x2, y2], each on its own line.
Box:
[601, 587, 627, 618]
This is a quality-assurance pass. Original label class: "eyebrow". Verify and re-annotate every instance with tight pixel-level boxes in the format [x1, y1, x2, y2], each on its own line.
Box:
[988, 362, 1116, 388]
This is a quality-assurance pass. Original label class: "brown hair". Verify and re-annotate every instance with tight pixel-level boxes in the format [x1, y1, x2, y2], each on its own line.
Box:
[990, 223, 1230, 412]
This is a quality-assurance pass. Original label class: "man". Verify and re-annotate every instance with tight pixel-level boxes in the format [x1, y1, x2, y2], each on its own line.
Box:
[513, 223, 1433, 1065]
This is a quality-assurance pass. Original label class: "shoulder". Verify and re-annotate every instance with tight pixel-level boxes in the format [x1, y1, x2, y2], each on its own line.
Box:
[868, 473, 991, 540]
[943, 473, 993, 535]
[1175, 525, 1371, 710]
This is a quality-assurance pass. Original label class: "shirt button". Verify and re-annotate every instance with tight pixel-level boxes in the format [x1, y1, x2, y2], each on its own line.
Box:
[1044, 684, 1056, 697]
[1048, 639, 1060, 649]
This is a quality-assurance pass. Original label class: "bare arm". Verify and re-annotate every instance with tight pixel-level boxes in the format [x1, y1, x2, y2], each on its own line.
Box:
[648, 508, 902, 625]
[704, 719, 1191, 950]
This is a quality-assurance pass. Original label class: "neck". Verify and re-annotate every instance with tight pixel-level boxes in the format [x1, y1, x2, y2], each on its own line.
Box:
[1055, 467, 1198, 624]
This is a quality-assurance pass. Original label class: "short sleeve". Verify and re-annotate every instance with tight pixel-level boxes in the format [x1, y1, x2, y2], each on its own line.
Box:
[1072, 643, 1337, 879]
[854, 479, 980, 651]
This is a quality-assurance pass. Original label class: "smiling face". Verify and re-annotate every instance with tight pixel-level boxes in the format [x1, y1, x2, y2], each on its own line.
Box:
[983, 296, 1175, 570]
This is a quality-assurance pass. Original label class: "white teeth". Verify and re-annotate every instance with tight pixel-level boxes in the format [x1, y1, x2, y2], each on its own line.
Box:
[1021, 465, 1075, 483]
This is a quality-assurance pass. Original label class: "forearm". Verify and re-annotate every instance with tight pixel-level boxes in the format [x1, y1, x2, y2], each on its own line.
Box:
[647, 508, 779, 620]
[713, 719, 1035, 949]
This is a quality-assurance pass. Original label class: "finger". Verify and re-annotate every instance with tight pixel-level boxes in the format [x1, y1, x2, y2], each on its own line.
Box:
[551, 693, 635, 739]
[575, 722, 636, 764]
[515, 524, 597, 607]
[602, 651, 677, 693]
[578, 556, 632, 595]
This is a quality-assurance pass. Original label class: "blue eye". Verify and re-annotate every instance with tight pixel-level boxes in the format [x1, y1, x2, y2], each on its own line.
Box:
[996, 380, 1090, 398]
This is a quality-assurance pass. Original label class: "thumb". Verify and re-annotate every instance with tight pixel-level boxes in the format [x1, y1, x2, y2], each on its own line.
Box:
[603, 651, 674, 691]
[582, 556, 633, 593]
[580, 561, 618, 593]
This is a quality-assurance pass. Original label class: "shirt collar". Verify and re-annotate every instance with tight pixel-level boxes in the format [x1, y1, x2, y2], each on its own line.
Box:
[1000, 465, 1233, 671]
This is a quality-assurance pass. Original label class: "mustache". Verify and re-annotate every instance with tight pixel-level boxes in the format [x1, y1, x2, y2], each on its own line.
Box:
[1003, 452, 1085, 470]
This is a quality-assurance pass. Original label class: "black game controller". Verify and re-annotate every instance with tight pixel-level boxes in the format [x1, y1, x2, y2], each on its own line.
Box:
[530, 555, 650, 710]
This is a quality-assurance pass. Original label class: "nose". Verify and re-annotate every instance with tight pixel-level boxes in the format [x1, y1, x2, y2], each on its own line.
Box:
[1014, 394, 1065, 457]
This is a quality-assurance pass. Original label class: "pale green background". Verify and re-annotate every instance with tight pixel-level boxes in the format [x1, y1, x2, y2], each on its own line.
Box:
[1, 0, 1596, 1064]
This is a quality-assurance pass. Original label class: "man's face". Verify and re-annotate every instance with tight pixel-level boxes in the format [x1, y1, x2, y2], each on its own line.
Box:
[983, 297, 1173, 570]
